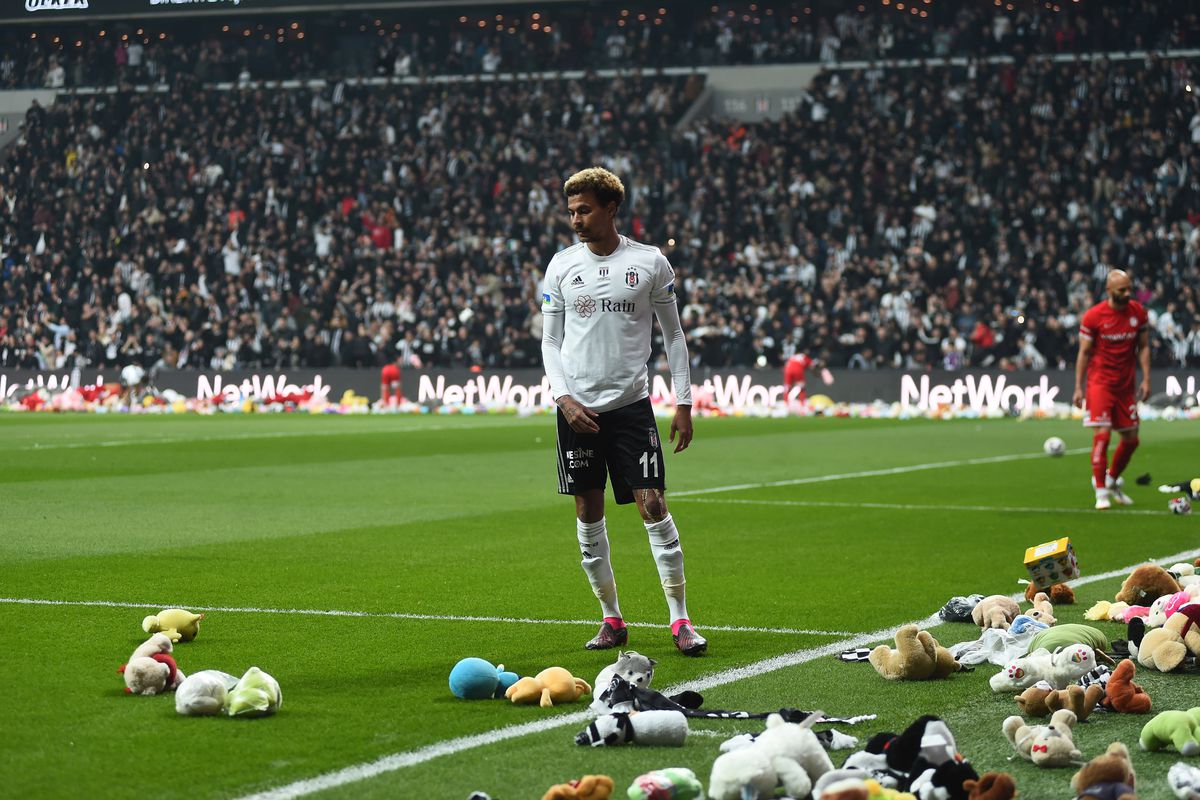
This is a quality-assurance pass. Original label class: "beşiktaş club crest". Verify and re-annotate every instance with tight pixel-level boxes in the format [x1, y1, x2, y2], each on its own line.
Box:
[599, 266, 609, 278]
[625, 268, 639, 287]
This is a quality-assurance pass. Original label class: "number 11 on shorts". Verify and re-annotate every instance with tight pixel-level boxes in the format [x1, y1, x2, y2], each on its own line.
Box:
[640, 451, 659, 478]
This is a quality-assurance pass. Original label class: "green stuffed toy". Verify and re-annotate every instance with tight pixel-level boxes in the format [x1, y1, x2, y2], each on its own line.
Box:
[628, 768, 704, 800]
[1027, 623, 1111, 656]
[224, 667, 283, 718]
[1140, 707, 1200, 755]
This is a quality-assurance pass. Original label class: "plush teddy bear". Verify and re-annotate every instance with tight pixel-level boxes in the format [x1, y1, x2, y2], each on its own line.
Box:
[709, 712, 834, 800]
[1026, 592, 1057, 626]
[1130, 604, 1200, 672]
[990, 645, 1099, 692]
[542, 774, 614, 800]
[627, 768, 703, 800]
[869, 624, 959, 681]
[142, 608, 204, 642]
[1026, 582, 1076, 605]
[1016, 683, 1104, 721]
[1116, 565, 1181, 605]
[1070, 742, 1137, 800]
[1002, 708, 1081, 767]
[1148, 591, 1200, 628]
[963, 772, 1016, 800]
[1102, 659, 1152, 714]
[972, 595, 1021, 630]
[1140, 708, 1200, 756]
[119, 633, 186, 695]
[574, 710, 688, 747]
[506, 667, 591, 708]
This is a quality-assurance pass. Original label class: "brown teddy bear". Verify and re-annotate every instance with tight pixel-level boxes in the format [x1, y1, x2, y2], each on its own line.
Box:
[1116, 565, 1180, 605]
[1015, 684, 1104, 721]
[1102, 659, 1152, 714]
[964, 772, 1017, 800]
[1070, 742, 1137, 800]
[1026, 582, 1075, 605]
[972, 595, 1021, 630]
[868, 624, 959, 680]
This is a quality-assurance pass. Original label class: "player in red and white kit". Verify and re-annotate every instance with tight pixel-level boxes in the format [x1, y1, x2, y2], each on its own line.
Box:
[783, 353, 813, 401]
[1073, 270, 1151, 510]
[380, 359, 403, 407]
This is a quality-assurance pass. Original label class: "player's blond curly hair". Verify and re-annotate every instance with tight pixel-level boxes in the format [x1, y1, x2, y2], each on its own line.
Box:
[563, 167, 625, 210]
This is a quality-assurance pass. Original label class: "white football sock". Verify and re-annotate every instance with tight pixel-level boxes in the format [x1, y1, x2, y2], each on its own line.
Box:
[645, 513, 689, 623]
[577, 518, 621, 619]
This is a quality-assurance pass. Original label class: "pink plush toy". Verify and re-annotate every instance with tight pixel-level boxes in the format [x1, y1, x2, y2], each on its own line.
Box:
[1123, 605, 1151, 623]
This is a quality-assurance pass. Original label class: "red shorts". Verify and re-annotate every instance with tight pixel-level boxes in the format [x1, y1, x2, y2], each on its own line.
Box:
[1084, 384, 1138, 430]
[381, 364, 400, 384]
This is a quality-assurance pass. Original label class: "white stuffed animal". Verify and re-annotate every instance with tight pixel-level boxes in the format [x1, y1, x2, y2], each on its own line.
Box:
[709, 712, 834, 800]
[989, 645, 1098, 692]
[573, 710, 687, 747]
[1002, 708, 1082, 767]
[590, 650, 656, 715]
[175, 670, 240, 716]
[120, 633, 186, 695]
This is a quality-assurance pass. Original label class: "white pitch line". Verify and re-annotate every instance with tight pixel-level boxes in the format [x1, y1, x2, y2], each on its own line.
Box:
[232, 545, 1200, 800]
[675, 497, 1166, 516]
[0, 598, 850, 638]
[234, 613, 943, 800]
[13, 420, 539, 451]
[671, 447, 1090, 497]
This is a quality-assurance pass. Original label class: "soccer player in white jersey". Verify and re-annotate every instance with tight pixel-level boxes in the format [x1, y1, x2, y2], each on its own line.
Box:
[540, 166, 706, 656]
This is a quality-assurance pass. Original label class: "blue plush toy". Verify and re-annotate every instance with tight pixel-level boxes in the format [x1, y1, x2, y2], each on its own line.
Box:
[449, 657, 519, 699]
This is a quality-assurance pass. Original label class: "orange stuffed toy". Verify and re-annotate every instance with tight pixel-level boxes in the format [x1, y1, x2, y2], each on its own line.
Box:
[542, 774, 613, 800]
[1103, 659, 1152, 714]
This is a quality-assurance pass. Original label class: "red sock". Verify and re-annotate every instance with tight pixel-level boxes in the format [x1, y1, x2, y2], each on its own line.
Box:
[1091, 430, 1111, 489]
[1110, 436, 1139, 479]
[670, 619, 692, 635]
[604, 616, 625, 630]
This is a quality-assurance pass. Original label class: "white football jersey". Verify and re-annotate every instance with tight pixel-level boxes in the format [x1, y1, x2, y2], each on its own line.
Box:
[541, 236, 688, 412]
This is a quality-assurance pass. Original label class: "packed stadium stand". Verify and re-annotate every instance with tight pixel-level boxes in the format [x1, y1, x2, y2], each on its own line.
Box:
[1, 1, 1199, 374]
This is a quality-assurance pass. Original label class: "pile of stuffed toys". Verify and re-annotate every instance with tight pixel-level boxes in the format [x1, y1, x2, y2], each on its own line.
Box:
[456, 557, 1200, 800]
[118, 608, 282, 718]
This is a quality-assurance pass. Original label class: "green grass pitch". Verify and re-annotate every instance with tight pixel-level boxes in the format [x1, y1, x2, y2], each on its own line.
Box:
[2, 413, 1198, 799]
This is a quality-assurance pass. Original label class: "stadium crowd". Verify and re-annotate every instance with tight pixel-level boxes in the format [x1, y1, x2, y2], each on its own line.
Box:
[2, 8, 1200, 376]
[2, 0, 1197, 91]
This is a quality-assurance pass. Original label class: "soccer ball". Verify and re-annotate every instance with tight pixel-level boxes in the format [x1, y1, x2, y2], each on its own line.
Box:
[1169, 496, 1192, 515]
[1043, 436, 1066, 457]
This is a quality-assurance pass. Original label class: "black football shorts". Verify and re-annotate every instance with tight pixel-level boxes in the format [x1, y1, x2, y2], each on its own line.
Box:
[555, 397, 666, 504]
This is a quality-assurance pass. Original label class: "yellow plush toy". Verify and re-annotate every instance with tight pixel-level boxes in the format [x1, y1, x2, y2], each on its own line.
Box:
[542, 774, 614, 800]
[868, 624, 959, 680]
[142, 609, 204, 643]
[505, 667, 591, 708]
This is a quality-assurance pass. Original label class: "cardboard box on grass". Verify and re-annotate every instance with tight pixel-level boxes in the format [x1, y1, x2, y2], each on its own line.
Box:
[1024, 537, 1078, 589]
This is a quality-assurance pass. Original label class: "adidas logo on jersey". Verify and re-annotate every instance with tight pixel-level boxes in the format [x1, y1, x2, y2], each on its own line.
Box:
[571, 276, 585, 286]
